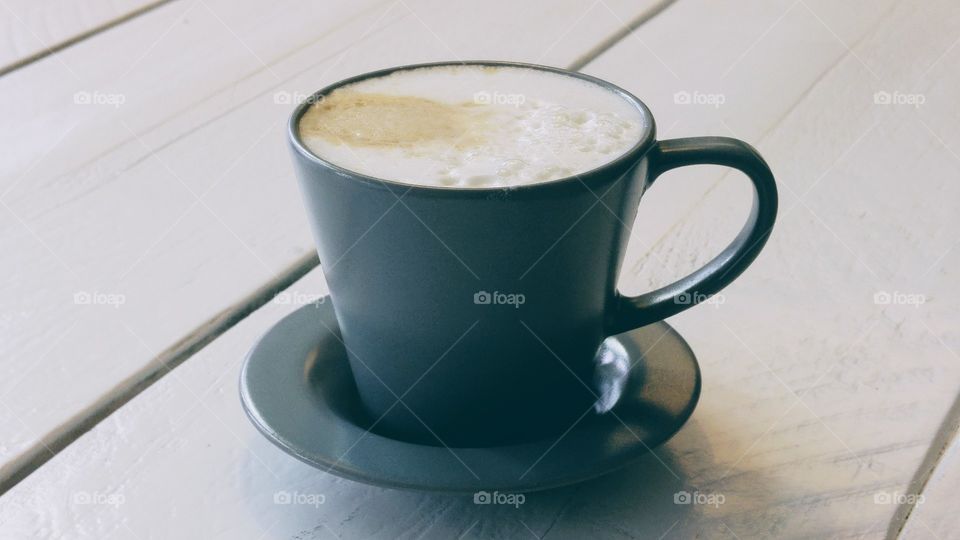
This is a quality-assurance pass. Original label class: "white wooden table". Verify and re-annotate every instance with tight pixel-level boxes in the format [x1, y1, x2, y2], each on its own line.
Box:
[2, 0, 958, 538]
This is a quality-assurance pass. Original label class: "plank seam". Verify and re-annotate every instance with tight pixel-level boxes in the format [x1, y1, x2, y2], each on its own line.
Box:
[891, 393, 960, 539]
[0, 0, 180, 78]
[0, 252, 317, 494]
[567, 0, 679, 72]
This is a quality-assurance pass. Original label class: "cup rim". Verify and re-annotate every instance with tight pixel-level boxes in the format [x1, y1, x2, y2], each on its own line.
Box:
[287, 60, 657, 193]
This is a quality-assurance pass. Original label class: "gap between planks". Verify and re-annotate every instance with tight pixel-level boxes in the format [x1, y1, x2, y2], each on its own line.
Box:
[891, 393, 960, 539]
[0, 0, 680, 494]
[0, 252, 318, 495]
[0, 0, 180, 78]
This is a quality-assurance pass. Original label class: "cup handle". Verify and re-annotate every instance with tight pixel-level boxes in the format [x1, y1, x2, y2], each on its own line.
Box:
[605, 137, 778, 335]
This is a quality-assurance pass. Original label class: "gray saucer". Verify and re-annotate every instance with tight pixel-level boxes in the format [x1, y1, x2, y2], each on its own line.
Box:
[239, 299, 701, 493]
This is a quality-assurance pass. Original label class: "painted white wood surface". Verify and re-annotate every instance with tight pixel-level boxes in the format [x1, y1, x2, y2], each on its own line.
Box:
[0, 0, 669, 491]
[4, 0, 958, 538]
[0, 0, 162, 74]
[585, 0, 960, 535]
[587, 0, 960, 536]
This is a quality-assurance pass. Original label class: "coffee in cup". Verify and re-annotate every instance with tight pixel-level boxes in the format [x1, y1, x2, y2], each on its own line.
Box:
[298, 64, 646, 188]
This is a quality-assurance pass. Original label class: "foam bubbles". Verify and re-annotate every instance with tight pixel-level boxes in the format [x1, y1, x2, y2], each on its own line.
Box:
[298, 65, 644, 188]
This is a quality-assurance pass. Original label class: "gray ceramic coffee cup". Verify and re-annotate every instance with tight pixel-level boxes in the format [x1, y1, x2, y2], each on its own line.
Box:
[289, 61, 777, 447]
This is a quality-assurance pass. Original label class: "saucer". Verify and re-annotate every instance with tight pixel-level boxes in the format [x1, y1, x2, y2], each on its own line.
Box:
[239, 299, 701, 493]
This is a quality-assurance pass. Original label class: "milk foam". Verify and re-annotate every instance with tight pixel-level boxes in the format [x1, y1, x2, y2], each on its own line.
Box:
[297, 65, 644, 188]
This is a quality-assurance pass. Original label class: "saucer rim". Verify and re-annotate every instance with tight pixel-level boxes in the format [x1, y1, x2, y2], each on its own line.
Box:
[239, 300, 701, 493]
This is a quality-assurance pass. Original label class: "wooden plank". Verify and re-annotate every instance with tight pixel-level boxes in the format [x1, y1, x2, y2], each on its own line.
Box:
[0, 0, 168, 75]
[0, 0, 671, 489]
[5, 0, 957, 537]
